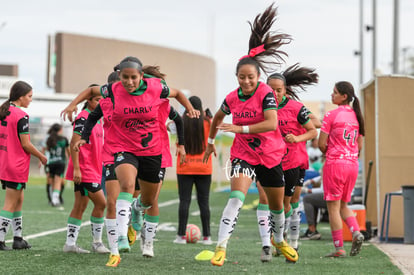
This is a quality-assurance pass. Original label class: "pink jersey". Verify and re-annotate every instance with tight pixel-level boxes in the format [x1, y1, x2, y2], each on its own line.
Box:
[224, 82, 286, 168]
[321, 105, 360, 164]
[106, 80, 164, 156]
[277, 98, 310, 170]
[66, 109, 104, 183]
[159, 99, 172, 168]
[100, 97, 115, 166]
[0, 106, 30, 182]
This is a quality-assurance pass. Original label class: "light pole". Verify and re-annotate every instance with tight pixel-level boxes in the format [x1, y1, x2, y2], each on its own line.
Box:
[392, 0, 400, 74]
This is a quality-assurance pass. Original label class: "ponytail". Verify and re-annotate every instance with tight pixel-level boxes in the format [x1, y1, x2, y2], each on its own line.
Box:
[236, 3, 291, 75]
[335, 81, 365, 136]
[268, 63, 318, 100]
[142, 65, 166, 80]
[0, 100, 11, 121]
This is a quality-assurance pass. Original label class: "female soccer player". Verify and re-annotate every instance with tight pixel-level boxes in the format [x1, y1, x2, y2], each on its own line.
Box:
[46, 123, 69, 207]
[265, 65, 318, 260]
[203, 4, 297, 266]
[140, 99, 185, 259]
[63, 86, 109, 254]
[174, 96, 213, 245]
[319, 81, 365, 257]
[62, 56, 198, 262]
[0, 81, 47, 250]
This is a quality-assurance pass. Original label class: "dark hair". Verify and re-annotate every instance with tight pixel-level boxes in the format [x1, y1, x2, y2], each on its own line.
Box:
[46, 123, 63, 149]
[107, 71, 120, 84]
[335, 81, 365, 136]
[0, 81, 32, 120]
[268, 63, 318, 100]
[183, 96, 208, 155]
[82, 84, 100, 110]
[118, 56, 166, 80]
[236, 3, 291, 75]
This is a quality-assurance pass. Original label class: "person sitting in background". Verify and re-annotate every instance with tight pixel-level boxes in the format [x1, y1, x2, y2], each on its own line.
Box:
[301, 175, 325, 240]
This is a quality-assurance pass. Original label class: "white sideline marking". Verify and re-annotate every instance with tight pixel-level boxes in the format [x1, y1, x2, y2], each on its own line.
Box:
[5, 196, 195, 243]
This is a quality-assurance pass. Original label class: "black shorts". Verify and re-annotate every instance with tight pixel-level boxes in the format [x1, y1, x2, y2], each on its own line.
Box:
[74, 182, 102, 196]
[1, 180, 26, 190]
[104, 164, 117, 181]
[159, 168, 166, 182]
[44, 164, 49, 174]
[114, 152, 161, 183]
[48, 163, 66, 177]
[298, 168, 306, 187]
[231, 158, 284, 188]
[284, 166, 301, 196]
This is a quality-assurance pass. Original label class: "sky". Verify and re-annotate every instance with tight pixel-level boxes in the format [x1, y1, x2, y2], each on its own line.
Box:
[1, 0, 414, 108]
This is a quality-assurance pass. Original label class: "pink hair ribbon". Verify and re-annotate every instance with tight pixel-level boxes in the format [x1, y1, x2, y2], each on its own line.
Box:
[239, 44, 266, 60]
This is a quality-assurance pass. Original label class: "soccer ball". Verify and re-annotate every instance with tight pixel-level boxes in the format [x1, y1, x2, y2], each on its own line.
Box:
[186, 224, 201, 243]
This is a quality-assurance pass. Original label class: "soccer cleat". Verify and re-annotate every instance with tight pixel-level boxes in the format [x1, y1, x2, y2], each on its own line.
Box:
[117, 236, 130, 253]
[300, 229, 321, 240]
[127, 225, 137, 246]
[325, 249, 346, 258]
[0, 241, 11, 251]
[173, 235, 186, 244]
[142, 240, 154, 258]
[350, 232, 364, 256]
[271, 237, 298, 262]
[211, 247, 226, 266]
[260, 246, 272, 262]
[286, 248, 299, 264]
[12, 237, 31, 249]
[92, 242, 110, 254]
[202, 236, 213, 245]
[106, 253, 121, 267]
[63, 244, 90, 253]
[131, 201, 143, 232]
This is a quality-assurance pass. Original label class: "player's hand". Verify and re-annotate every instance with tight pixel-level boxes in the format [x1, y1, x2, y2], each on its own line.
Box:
[73, 140, 87, 152]
[61, 104, 78, 122]
[217, 123, 240, 133]
[186, 108, 200, 119]
[285, 133, 298, 143]
[39, 155, 47, 166]
[73, 168, 82, 185]
[203, 143, 216, 163]
[176, 144, 186, 164]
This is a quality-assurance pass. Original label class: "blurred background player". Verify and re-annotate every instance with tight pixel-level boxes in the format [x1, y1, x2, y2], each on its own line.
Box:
[0, 81, 47, 250]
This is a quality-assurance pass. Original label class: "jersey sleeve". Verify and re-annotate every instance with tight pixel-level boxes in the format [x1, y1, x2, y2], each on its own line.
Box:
[160, 80, 170, 98]
[73, 117, 86, 136]
[100, 83, 114, 99]
[297, 105, 311, 125]
[168, 106, 178, 120]
[80, 105, 104, 142]
[321, 111, 333, 134]
[262, 92, 277, 111]
[17, 116, 29, 134]
[220, 99, 231, 115]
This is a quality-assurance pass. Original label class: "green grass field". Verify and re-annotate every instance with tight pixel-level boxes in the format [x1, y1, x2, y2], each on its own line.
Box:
[0, 177, 402, 274]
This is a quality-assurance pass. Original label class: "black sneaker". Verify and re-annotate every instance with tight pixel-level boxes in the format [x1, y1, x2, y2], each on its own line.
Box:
[12, 237, 31, 249]
[300, 229, 321, 240]
[0, 241, 12, 251]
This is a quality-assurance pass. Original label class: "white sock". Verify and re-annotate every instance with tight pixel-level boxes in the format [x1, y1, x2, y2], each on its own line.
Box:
[52, 190, 60, 205]
[217, 192, 244, 249]
[256, 205, 271, 247]
[144, 221, 158, 242]
[116, 199, 131, 238]
[90, 217, 104, 243]
[289, 207, 301, 249]
[12, 215, 22, 238]
[105, 218, 119, 255]
[66, 223, 80, 246]
[270, 210, 285, 243]
[0, 216, 11, 242]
